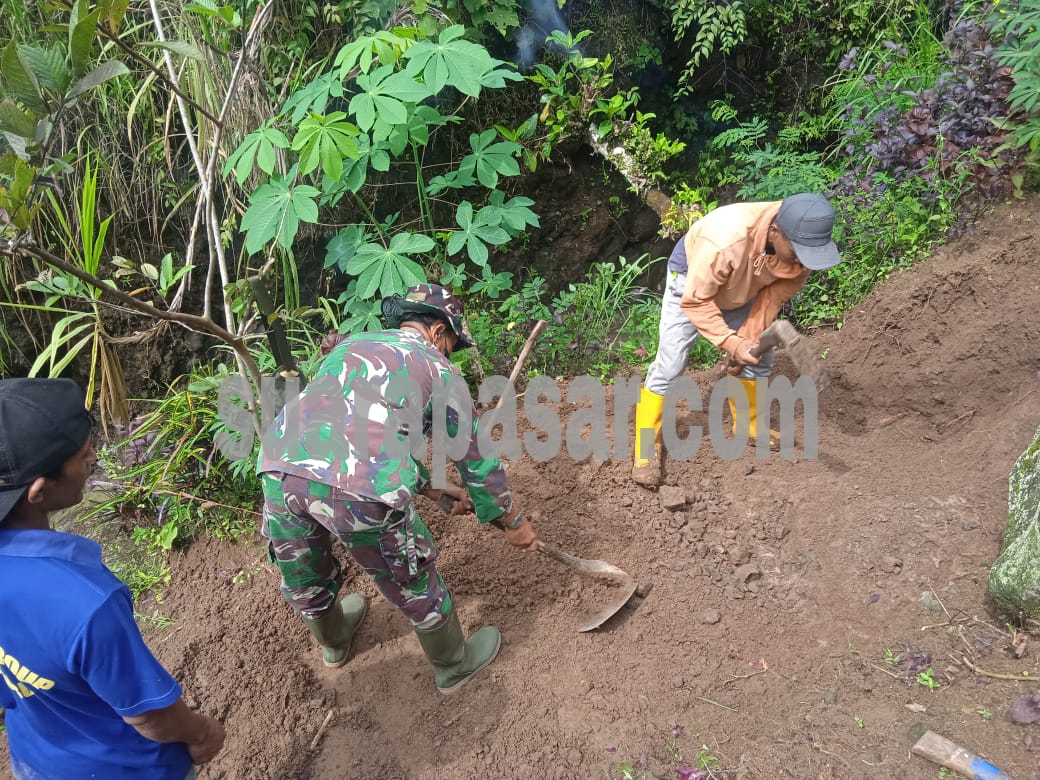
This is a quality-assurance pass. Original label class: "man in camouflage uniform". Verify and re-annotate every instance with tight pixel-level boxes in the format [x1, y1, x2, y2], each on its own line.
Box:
[258, 284, 538, 695]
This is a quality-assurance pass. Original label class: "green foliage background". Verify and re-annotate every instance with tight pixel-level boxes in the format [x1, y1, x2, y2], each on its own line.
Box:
[0, 0, 1036, 565]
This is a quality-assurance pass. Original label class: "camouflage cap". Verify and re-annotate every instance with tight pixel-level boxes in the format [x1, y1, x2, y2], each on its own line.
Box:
[381, 283, 475, 350]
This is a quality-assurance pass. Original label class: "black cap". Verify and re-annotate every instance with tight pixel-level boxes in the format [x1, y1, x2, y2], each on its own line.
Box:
[0, 378, 92, 521]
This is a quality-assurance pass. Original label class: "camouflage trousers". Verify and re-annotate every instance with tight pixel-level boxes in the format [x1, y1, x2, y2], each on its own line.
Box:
[261, 472, 453, 630]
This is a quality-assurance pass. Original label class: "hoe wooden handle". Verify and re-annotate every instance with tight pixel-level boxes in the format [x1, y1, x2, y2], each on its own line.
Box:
[495, 320, 548, 411]
[911, 730, 1012, 780]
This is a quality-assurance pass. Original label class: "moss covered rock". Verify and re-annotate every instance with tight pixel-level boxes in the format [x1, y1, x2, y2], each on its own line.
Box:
[989, 424, 1040, 617]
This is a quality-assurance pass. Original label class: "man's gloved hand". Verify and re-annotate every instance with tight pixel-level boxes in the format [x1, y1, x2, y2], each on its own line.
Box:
[502, 508, 538, 550]
[726, 338, 761, 374]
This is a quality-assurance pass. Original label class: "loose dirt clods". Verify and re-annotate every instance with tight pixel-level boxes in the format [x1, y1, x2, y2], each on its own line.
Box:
[5, 197, 1039, 779]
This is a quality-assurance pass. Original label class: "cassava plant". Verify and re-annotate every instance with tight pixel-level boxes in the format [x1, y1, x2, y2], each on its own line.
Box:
[226, 24, 540, 328]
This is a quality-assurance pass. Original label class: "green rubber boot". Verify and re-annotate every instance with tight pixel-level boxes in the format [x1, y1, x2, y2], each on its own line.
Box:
[414, 608, 502, 694]
[301, 594, 368, 668]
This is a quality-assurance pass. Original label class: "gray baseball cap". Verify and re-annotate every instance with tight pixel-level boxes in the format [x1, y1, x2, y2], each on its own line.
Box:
[775, 193, 841, 270]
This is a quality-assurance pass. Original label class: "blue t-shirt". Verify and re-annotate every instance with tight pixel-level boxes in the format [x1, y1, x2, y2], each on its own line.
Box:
[666, 236, 687, 272]
[0, 528, 192, 779]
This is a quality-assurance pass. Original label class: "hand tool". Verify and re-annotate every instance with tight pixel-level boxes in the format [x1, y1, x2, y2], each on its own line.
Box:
[439, 494, 646, 632]
[911, 729, 1012, 780]
[749, 319, 830, 391]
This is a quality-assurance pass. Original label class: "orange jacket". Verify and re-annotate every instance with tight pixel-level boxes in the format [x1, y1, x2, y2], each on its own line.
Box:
[678, 201, 810, 351]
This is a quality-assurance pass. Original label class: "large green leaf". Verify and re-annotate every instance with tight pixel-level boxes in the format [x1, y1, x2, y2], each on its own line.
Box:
[18, 45, 69, 98]
[387, 123, 409, 158]
[410, 105, 446, 145]
[487, 190, 539, 233]
[324, 224, 373, 272]
[108, 0, 131, 33]
[68, 60, 129, 99]
[480, 57, 525, 89]
[385, 103, 450, 156]
[340, 144, 370, 192]
[348, 93, 374, 133]
[457, 129, 520, 189]
[222, 122, 289, 184]
[343, 231, 433, 298]
[349, 65, 410, 132]
[334, 30, 416, 80]
[446, 201, 510, 267]
[241, 176, 320, 254]
[425, 169, 476, 196]
[386, 231, 435, 255]
[282, 73, 344, 125]
[69, 6, 100, 79]
[401, 25, 495, 97]
[0, 99, 36, 138]
[380, 69, 434, 104]
[329, 134, 387, 194]
[369, 116, 401, 145]
[291, 111, 359, 180]
[365, 136, 391, 172]
[468, 263, 513, 297]
[334, 282, 384, 333]
[335, 37, 375, 78]
[1, 42, 47, 113]
[385, 103, 447, 163]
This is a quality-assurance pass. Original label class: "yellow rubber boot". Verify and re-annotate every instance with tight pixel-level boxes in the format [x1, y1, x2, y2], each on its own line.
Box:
[728, 377, 781, 451]
[632, 387, 664, 486]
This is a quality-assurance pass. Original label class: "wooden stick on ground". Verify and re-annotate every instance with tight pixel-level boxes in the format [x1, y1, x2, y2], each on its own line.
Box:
[696, 695, 738, 713]
[960, 654, 1035, 682]
[495, 320, 548, 411]
[309, 709, 335, 749]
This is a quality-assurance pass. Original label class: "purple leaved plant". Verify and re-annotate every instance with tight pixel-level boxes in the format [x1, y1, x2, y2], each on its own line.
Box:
[830, 4, 1018, 237]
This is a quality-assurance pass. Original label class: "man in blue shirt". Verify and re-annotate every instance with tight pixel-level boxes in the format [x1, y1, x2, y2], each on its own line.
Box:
[0, 378, 225, 779]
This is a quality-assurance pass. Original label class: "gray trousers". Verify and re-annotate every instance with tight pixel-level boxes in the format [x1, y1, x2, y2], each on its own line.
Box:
[644, 270, 774, 394]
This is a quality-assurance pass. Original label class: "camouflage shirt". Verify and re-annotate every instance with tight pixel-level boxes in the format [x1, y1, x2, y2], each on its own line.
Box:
[258, 329, 512, 523]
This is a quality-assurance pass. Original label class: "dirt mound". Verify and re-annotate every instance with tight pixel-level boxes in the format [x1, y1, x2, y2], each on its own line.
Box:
[4, 197, 1040, 780]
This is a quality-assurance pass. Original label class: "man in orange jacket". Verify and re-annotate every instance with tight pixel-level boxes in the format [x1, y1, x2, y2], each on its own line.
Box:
[632, 193, 842, 486]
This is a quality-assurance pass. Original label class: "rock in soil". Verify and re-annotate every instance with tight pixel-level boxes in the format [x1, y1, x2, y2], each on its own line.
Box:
[701, 609, 722, 625]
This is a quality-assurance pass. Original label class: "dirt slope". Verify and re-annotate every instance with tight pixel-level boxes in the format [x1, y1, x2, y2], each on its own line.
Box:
[4, 196, 1040, 780]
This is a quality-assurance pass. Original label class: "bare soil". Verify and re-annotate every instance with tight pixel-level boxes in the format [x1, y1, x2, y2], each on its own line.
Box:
[4, 196, 1040, 779]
